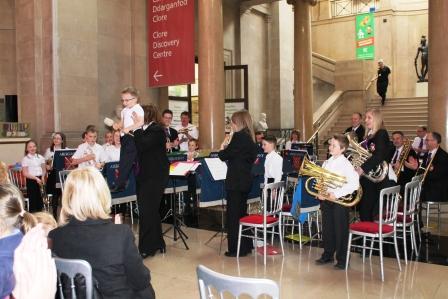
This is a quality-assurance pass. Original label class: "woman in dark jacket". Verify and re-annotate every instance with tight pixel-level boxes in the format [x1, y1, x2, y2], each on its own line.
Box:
[218, 110, 257, 257]
[132, 104, 169, 257]
[357, 108, 394, 221]
[49, 167, 155, 299]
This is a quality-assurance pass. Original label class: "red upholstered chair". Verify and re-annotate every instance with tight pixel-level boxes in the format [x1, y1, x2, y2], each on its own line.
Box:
[345, 185, 402, 281]
[397, 179, 422, 264]
[237, 181, 285, 265]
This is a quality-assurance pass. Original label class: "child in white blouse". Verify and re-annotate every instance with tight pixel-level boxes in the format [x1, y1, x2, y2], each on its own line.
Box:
[186, 139, 199, 162]
[261, 136, 283, 185]
[22, 140, 46, 212]
[315, 134, 359, 269]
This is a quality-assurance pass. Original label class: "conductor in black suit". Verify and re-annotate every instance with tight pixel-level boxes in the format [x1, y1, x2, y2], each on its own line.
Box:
[344, 112, 365, 142]
[133, 105, 169, 257]
[420, 132, 448, 203]
[389, 131, 418, 194]
[162, 109, 179, 152]
[218, 110, 257, 257]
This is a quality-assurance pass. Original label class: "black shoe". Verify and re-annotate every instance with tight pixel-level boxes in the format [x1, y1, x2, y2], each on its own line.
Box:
[334, 262, 345, 270]
[315, 257, 334, 265]
[140, 252, 153, 259]
[224, 251, 249, 257]
[160, 246, 166, 254]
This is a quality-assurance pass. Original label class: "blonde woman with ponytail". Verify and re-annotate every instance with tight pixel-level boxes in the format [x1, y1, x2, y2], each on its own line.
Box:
[0, 183, 36, 298]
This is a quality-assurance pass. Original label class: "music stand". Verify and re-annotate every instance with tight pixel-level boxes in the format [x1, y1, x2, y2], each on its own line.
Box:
[163, 160, 198, 250]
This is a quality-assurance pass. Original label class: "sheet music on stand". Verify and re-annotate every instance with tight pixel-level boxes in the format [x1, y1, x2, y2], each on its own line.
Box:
[204, 158, 227, 181]
[169, 161, 200, 176]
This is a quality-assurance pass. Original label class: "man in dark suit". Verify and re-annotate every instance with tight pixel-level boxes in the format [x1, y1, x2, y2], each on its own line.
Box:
[389, 131, 418, 194]
[344, 112, 365, 142]
[162, 109, 179, 152]
[420, 132, 448, 202]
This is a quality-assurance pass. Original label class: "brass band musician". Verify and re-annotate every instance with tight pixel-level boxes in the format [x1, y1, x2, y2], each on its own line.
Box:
[389, 131, 418, 194]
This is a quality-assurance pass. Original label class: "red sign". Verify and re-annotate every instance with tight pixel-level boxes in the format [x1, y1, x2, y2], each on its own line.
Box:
[147, 0, 195, 87]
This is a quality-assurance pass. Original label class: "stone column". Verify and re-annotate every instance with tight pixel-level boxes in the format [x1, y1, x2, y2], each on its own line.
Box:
[428, 0, 448, 149]
[291, 0, 315, 141]
[198, 0, 225, 149]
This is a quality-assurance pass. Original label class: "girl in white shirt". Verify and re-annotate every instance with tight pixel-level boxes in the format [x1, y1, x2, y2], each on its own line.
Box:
[285, 130, 301, 150]
[262, 136, 283, 185]
[43, 132, 66, 218]
[21, 140, 46, 212]
[315, 134, 359, 269]
[104, 130, 121, 162]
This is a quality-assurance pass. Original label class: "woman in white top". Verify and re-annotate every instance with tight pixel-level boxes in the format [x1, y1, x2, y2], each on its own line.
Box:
[261, 136, 283, 185]
[104, 130, 121, 162]
[21, 140, 46, 212]
[43, 132, 66, 218]
[285, 130, 301, 150]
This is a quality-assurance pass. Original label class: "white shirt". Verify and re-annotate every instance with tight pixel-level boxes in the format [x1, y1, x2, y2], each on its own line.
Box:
[412, 135, 427, 152]
[21, 154, 45, 176]
[264, 151, 283, 184]
[44, 146, 62, 161]
[391, 145, 403, 164]
[72, 142, 106, 168]
[285, 140, 300, 151]
[322, 155, 359, 199]
[121, 104, 144, 136]
[104, 145, 121, 162]
[175, 123, 199, 151]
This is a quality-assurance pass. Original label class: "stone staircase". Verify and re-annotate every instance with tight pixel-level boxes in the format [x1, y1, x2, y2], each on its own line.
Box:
[316, 97, 428, 160]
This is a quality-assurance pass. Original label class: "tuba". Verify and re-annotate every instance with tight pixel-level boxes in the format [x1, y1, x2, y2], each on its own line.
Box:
[345, 134, 389, 183]
[394, 139, 411, 180]
[299, 156, 362, 207]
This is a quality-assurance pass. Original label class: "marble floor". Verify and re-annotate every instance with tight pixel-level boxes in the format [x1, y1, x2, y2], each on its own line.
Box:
[136, 220, 448, 299]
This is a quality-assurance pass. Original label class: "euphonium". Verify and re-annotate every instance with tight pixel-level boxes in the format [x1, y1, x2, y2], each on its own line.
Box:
[345, 134, 388, 183]
[299, 156, 362, 207]
[394, 139, 411, 180]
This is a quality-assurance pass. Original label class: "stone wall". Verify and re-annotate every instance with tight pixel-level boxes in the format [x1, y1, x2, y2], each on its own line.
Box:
[0, 0, 16, 99]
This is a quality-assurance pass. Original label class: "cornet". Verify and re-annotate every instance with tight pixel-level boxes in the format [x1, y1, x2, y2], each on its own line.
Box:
[223, 129, 234, 147]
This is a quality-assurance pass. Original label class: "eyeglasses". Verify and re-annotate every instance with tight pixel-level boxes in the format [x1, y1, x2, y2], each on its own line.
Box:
[121, 97, 136, 102]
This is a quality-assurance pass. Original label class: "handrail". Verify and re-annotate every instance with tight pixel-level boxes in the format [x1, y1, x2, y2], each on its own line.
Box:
[312, 52, 336, 65]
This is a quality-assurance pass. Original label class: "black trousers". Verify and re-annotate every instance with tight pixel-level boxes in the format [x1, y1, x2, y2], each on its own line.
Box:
[46, 170, 61, 218]
[321, 201, 349, 263]
[226, 190, 253, 254]
[26, 178, 43, 212]
[377, 82, 388, 104]
[137, 175, 168, 253]
[359, 177, 396, 221]
[117, 134, 137, 188]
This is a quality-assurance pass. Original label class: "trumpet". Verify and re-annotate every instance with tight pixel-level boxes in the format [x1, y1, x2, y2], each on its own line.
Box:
[299, 156, 362, 207]
[346, 134, 389, 183]
[177, 127, 193, 135]
[223, 129, 234, 147]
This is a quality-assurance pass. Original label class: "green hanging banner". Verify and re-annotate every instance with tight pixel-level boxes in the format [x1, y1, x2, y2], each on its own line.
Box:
[356, 13, 375, 60]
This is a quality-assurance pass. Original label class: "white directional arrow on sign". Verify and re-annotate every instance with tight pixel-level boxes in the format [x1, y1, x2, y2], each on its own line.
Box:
[153, 70, 163, 82]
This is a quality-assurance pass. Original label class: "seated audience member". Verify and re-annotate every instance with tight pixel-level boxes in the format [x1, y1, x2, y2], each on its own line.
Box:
[162, 109, 179, 152]
[285, 130, 301, 150]
[344, 112, 365, 142]
[32, 212, 58, 236]
[102, 130, 114, 149]
[175, 111, 198, 151]
[49, 167, 155, 299]
[420, 132, 448, 203]
[186, 139, 199, 162]
[22, 140, 46, 212]
[0, 161, 9, 184]
[412, 126, 428, 159]
[262, 136, 283, 184]
[389, 131, 418, 194]
[104, 130, 121, 163]
[71, 127, 106, 169]
[12, 225, 56, 299]
[0, 184, 36, 299]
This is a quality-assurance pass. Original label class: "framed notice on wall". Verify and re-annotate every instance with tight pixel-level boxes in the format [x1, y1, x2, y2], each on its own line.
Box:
[225, 102, 245, 119]
[169, 99, 189, 127]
